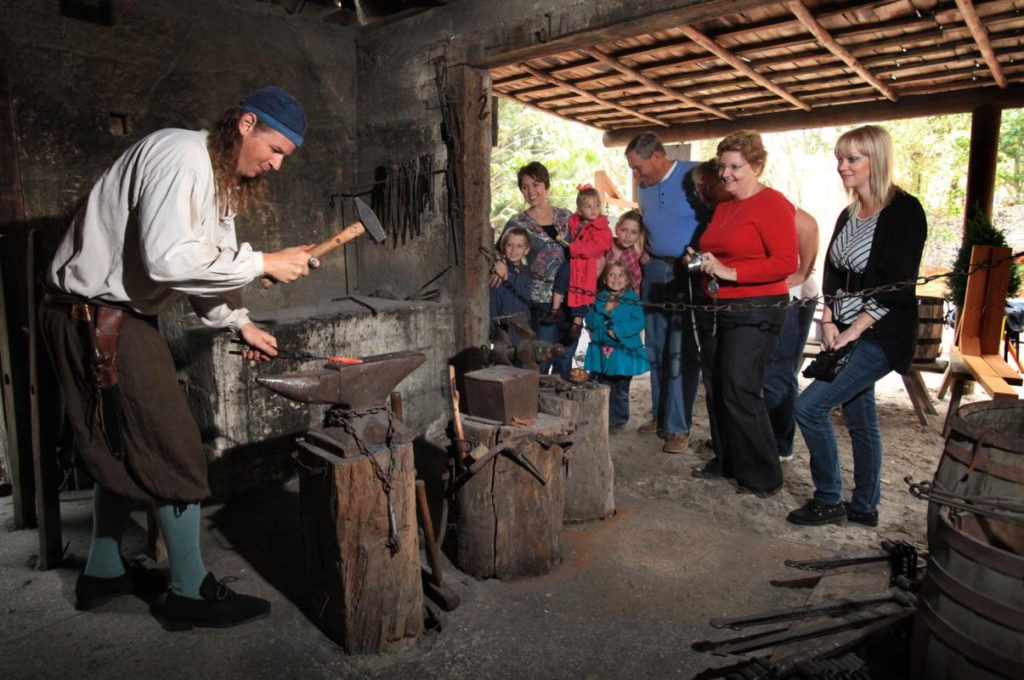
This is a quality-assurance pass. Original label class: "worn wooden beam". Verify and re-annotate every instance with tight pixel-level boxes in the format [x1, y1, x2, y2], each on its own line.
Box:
[601, 83, 1024, 146]
[0, 18, 35, 530]
[678, 24, 812, 112]
[954, 0, 1008, 88]
[786, 1, 898, 102]
[475, 0, 769, 68]
[451, 65, 493, 349]
[579, 47, 733, 120]
[962, 103, 1002, 231]
[520, 65, 669, 127]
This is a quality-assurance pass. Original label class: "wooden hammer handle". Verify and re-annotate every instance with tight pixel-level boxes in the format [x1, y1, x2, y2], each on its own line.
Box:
[309, 221, 366, 259]
[260, 220, 366, 288]
[415, 480, 444, 588]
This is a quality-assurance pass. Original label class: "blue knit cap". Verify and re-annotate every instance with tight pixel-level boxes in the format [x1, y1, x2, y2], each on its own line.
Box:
[239, 86, 306, 147]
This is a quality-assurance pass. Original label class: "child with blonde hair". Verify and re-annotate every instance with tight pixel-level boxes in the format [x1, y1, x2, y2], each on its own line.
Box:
[605, 210, 646, 295]
[543, 184, 613, 342]
[584, 261, 649, 432]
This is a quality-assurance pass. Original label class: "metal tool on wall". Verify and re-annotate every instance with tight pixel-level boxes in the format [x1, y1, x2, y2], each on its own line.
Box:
[373, 154, 437, 246]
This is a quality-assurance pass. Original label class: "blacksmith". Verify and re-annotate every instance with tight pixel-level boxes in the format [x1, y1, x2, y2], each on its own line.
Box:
[41, 86, 314, 629]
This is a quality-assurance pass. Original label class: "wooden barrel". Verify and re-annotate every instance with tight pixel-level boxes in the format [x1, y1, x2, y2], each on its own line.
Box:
[914, 296, 945, 363]
[929, 400, 1024, 555]
[912, 400, 1024, 678]
[911, 510, 1024, 679]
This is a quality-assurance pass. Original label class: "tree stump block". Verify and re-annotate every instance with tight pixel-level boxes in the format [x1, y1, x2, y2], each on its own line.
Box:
[296, 435, 423, 654]
[539, 383, 615, 523]
[456, 413, 570, 579]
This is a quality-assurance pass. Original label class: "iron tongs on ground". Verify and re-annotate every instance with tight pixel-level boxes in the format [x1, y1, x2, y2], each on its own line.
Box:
[784, 539, 922, 584]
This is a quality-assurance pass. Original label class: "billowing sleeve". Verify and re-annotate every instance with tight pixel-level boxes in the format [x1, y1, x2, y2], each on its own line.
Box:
[733, 193, 798, 284]
[135, 166, 264, 296]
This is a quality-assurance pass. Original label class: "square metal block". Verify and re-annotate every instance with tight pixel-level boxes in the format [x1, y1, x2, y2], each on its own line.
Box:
[462, 366, 538, 424]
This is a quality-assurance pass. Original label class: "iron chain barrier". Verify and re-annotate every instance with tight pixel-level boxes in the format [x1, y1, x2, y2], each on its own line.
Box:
[481, 246, 1023, 316]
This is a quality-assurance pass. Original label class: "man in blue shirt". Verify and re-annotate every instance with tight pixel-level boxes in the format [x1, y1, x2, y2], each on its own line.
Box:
[625, 133, 708, 453]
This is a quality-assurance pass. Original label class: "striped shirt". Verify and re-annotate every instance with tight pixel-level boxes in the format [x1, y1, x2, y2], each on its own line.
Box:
[828, 212, 888, 324]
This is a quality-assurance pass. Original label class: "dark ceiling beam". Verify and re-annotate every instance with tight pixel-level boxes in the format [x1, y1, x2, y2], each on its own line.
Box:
[519, 65, 670, 127]
[786, 0, 898, 101]
[954, 0, 1008, 88]
[601, 83, 1024, 146]
[678, 23, 812, 111]
[578, 47, 733, 120]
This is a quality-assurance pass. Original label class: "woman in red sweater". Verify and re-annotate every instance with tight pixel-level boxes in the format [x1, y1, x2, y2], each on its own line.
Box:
[689, 130, 798, 497]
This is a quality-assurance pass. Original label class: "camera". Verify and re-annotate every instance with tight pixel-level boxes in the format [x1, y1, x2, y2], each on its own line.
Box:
[686, 251, 704, 273]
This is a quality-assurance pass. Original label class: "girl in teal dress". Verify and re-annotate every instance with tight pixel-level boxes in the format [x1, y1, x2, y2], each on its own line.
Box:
[584, 261, 650, 432]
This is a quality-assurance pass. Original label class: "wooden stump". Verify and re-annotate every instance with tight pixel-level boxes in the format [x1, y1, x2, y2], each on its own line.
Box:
[456, 414, 569, 579]
[297, 436, 423, 654]
[539, 383, 615, 523]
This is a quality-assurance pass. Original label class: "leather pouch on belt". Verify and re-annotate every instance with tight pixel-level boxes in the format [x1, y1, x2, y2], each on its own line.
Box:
[73, 303, 126, 456]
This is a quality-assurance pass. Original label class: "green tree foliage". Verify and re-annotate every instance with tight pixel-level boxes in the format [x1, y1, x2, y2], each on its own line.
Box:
[490, 101, 628, 239]
[997, 108, 1024, 204]
[946, 210, 1022, 307]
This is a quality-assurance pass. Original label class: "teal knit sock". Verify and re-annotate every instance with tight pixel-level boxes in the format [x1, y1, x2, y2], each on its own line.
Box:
[83, 485, 132, 579]
[154, 502, 208, 599]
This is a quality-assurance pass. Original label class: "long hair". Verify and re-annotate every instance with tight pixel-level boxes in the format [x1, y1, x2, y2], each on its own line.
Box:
[207, 107, 268, 215]
[615, 210, 646, 256]
[835, 124, 896, 216]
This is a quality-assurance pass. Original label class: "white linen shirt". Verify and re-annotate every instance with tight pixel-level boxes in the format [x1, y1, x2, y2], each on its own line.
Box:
[48, 128, 264, 330]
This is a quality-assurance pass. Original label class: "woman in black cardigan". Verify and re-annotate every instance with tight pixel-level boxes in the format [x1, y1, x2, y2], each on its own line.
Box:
[786, 125, 927, 527]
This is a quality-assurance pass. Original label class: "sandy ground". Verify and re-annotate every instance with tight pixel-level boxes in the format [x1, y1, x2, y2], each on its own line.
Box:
[0, 327, 1007, 679]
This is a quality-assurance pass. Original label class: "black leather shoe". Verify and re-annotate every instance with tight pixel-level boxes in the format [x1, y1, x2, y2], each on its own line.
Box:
[165, 573, 270, 630]
[786, 499, 846, 526]
[75, 560, 167, 611]
[691, 464, 723, 479]
[843, 502, 879, 527]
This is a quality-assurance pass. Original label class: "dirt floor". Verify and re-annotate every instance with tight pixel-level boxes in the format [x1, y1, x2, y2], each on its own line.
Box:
[0, 339, 1002, 679]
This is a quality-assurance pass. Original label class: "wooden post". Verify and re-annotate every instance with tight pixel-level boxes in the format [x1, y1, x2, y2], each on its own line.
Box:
[297, 438, 423, 654]
[0, 20, 35, 530]
[538, 384, 616, 523]
[962, 104, 1002, 234]
[448, 64, 492, 350]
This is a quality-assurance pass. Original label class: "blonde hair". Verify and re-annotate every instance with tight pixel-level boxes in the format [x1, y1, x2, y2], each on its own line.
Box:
[835, 124, 896, 215]
[615, 210, 646, 256]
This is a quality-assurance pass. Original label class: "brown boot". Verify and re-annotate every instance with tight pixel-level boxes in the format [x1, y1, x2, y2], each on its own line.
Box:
[662, 433, 691, 454]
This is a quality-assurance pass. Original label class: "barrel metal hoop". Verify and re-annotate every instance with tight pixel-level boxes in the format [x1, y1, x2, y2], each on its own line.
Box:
[937, 512, 1024, 578]
[950, 402, 1024, 455]
[943, 439, 1024, 485]
[926, 557, 1024, 631]
[917, 598, 1024, 678]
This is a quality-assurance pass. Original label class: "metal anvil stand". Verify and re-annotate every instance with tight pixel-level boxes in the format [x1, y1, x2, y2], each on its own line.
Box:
[258, 351, 425, 655]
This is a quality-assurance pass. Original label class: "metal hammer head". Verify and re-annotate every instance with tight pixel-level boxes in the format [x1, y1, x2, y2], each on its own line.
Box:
[354, 197, 386, 243]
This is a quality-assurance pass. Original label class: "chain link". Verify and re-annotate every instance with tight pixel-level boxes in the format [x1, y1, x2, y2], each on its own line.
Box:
[483, 246, 1023, 315]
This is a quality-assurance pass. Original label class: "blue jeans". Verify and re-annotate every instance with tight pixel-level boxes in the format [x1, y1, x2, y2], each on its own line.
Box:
[530, 302, 579, 379]
[763, 299, 815, 457]
[796, 339, 892, 512]
[641, 258, 701, 434]
[596, 374, 632, 426]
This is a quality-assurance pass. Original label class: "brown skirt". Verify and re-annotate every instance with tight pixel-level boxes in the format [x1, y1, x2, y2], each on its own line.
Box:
[39, 304, 210, 502]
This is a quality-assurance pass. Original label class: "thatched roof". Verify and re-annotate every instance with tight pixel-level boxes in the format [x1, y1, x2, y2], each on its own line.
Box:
[489, 0, 1024, 144]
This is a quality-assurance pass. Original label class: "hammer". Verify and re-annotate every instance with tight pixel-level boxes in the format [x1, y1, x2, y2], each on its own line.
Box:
[262, 197, 386, 287]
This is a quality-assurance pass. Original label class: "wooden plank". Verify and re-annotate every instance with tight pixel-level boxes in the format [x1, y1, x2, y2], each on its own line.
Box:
[28, 229, 62, 569]
[980, 246, 1012, 354]
[981, 354, 1023, 385]
[960, 355, 1020, 399]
